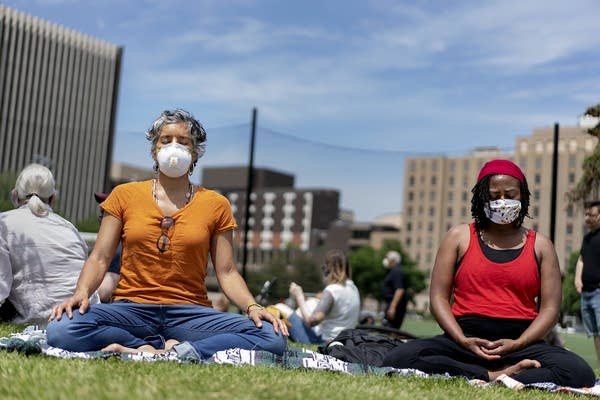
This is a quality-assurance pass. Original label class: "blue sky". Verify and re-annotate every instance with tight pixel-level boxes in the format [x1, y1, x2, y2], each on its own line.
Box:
[5, 0, 600, 221]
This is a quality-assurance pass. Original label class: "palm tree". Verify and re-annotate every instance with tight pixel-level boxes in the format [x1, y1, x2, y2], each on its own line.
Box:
[566, 103, 600, 204]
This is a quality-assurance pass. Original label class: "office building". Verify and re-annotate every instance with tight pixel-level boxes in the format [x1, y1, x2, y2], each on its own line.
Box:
[0, 5, 122, 222]
[202, 166, 340, 262]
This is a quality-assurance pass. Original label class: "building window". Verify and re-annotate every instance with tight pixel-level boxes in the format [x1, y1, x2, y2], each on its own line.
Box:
[409, 176, 415, 186]
[431, 176, 437, 185]
[568, 173, 575, 184]
[405, 237, 411, 246]
[406, 222, 412, 232]
[429, 207, 435, 216]
[446, 223, 452, 231]
[449, 176, 454, 186]
[534, 174, 541, 184]
[569, 154, 576, 168]
[428, 222, 434, 232]
[533, 190, 539, 200]
[407, 206, 413, 216]
[462, 191, 468, 201]
[532, 206, 538, 217]
[408, 191, 414, 201]
[567, 205, 573, 217]
[566, 223, 573, 235]
[447, 192, 454, 201]
[429, 191, 436, 201]
[447, 207, 453, 217]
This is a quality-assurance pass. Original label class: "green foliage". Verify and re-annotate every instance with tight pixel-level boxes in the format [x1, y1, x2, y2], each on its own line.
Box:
[562, 250, 582, 318]
[349, 240, 426, 303]
[567, 102, 600, 205]
[0, 170, 17, 212]
[75, 213, 101, 233]
[245, 251, 323, 303]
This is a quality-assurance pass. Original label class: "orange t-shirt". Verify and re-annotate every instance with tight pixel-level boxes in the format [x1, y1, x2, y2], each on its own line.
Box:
[101, 180, 237, 305]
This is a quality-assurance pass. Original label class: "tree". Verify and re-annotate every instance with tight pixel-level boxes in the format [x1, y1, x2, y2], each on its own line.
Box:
[349, 239, 426, 303]
[567, 103, 600, 204]
[245, 251, 322, 304]
[561, 250, 581, 319]
[0, 170, 17, 212]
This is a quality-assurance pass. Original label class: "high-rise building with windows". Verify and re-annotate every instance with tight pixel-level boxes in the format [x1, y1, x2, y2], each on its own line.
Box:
[0, 5, 122, 222]
[402, 124, 597, 280]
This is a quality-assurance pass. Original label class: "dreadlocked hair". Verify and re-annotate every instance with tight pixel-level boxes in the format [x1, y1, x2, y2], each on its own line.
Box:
[470, 175, 531, 231]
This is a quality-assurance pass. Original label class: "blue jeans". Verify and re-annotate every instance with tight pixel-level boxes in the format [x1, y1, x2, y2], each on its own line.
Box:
[46, 302, 286, 360]
[287, 313, 323, 344]
[581, 288, 600, 336]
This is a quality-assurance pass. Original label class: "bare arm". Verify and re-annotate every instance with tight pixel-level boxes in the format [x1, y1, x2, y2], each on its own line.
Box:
[514, 233, 561, 348]
[575, 256, 584, 294]
[430, 224, 470, 345]
[212, 230, 287, 335]
[50, 214, 121, 319]
[386, 288, 405, 319]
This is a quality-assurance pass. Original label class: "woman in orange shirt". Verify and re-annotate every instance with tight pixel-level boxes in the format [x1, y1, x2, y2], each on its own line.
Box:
[47, 109, 287, 360]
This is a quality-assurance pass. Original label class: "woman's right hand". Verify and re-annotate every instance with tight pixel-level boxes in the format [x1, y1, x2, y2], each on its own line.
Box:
[49, 291, 90, 321]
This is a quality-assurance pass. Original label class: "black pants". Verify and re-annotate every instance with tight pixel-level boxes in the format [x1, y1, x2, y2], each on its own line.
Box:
[382, 333, 595, 387]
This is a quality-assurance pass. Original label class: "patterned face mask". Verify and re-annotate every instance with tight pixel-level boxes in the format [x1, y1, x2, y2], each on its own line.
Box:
[484, 199, 521, 225]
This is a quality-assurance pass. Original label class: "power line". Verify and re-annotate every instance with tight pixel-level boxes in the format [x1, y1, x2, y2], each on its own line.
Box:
[116, 122, 515, 156]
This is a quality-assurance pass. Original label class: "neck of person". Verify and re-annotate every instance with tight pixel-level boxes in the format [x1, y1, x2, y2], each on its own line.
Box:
[156, 172, 191, 191]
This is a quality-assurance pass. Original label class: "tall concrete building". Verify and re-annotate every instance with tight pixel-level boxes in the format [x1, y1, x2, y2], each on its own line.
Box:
[0, 5, 122, 222]
[402, 124, 598, 278]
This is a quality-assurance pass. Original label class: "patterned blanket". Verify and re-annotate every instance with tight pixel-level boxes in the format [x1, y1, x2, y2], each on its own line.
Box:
[1, 326, 599, 396]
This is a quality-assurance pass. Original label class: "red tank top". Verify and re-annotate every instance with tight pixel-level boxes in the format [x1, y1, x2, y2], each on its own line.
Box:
[451, 224, 540, 320]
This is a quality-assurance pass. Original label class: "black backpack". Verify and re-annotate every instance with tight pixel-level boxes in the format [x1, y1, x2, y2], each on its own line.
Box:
[317, 328, 411, 368]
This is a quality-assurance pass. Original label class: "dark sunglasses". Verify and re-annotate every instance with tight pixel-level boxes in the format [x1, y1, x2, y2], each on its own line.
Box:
[157, 216, 175, 252]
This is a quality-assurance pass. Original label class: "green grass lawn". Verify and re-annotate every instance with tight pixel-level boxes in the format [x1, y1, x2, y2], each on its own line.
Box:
[0, 320, 597, 400]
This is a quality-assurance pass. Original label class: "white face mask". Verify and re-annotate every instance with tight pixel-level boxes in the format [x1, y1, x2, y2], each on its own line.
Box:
[156, 142, 192, 178]
[484, 199, 521, 225]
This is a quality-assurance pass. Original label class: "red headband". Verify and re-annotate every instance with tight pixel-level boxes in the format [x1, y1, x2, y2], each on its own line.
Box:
[477, 159, 525, 183]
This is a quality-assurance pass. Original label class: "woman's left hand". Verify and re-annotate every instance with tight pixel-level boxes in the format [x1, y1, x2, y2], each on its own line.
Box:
[479, 338, 519, 357]
[248, 307, 289, 336]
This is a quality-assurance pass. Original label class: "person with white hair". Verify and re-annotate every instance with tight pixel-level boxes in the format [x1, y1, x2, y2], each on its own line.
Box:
[0, 163, 87, 325]
[381, 250, 409, 329]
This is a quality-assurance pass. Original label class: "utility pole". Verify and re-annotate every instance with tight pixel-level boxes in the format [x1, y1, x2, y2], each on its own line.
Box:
[550, 122, 559, 243]
[241, 108, 257, 281]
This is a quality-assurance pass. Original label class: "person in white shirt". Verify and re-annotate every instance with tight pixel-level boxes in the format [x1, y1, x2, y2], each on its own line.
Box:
[287, 249, 360, 344]
[0, 163, 87, 325]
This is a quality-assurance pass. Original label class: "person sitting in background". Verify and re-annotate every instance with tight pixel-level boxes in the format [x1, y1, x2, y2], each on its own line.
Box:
[0, 163, 88, 325]
[93, 191, 121, 303]
[382, 159, 595, 387]
[286, 249, 360, 344]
